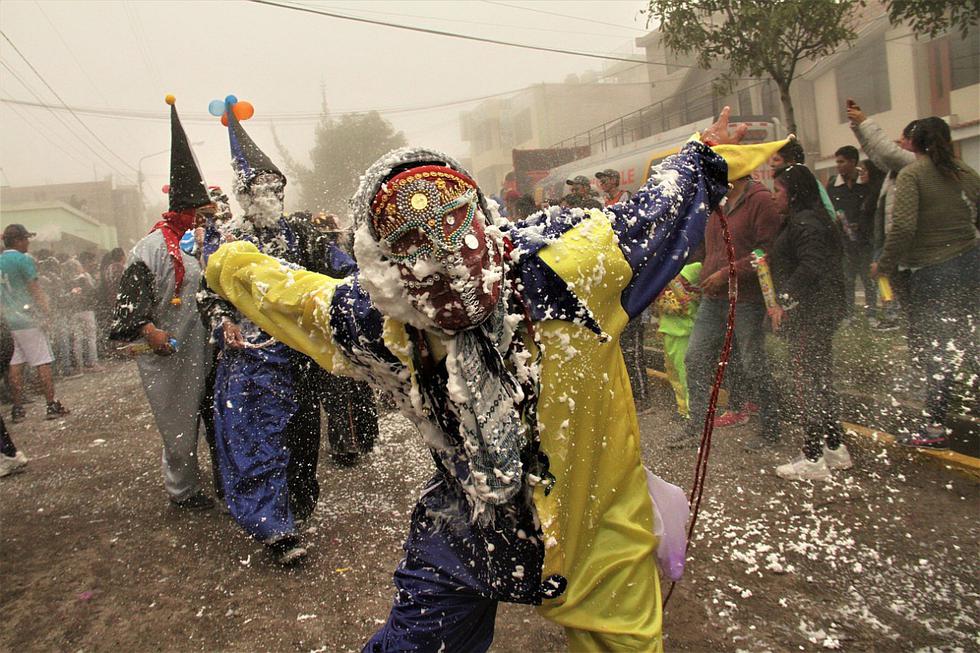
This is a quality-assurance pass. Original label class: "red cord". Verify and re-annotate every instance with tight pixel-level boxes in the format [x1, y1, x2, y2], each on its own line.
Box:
[662, 207, 738, 608]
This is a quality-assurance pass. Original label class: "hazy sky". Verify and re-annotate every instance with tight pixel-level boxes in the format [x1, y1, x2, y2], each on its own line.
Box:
[0, 0, 651, 201]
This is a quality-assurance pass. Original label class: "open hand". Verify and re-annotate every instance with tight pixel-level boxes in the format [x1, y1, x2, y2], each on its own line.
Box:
[701, 106, 749, 146]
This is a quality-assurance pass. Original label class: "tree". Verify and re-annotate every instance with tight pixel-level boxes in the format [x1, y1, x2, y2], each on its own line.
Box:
[645, 0, 863, 135]
[885, 0, 978, 38]
[275, 101, 407, 219]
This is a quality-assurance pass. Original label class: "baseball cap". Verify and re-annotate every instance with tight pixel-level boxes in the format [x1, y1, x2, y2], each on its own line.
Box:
[595, 168, 620, 180]
[566, 175, 590, 186]
[2, 224, 36, 241]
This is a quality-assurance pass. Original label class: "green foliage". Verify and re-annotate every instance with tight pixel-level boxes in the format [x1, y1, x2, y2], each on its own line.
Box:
[275, 105, 407, 216]
[645, 0, 862, 133]
[886, 0, 979, 38]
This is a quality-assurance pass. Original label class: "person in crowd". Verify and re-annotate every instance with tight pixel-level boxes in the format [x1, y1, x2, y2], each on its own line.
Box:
[670, 174, 784, 450]
[197, 99, 340, 565]
[304, 211, 380, 466]
[768, 139, 836, 221]
[205, 107, 784, 650]
[36, 257, 77, 377]
[564, 175, 602, 209]
[0, 312, 28, 477]
[766, 164, 852, 481]
[109, 97, 216, 512]
[0, 224, 70, 423]
[65, 255, 102, 373]
[856, 159, 892, 329]
[655, 261, 702, 422]
[595, 168, 631, 206]
[513, 194, 538, 220]
[846, 99, 918, 332]
[873, 117, 980, 449]
[827, 144, 873, 321]
[98, 248, 127, 355]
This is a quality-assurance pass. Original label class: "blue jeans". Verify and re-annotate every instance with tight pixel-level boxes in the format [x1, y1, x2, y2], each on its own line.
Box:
[906, 246, 980, 428]
[685, 298, 780, 439]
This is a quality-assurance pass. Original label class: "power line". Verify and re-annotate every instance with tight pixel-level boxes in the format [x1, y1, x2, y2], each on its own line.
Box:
[1, 100, 92, 170]
[0, 29, 138, 179]
[0, 60, 135, 180]
[321, 1, 638, 40]
[246, 0, 689, 68]
[480, 0, 648, 33]
[0, 85, 534, 123]
[31, 0, 144, 147]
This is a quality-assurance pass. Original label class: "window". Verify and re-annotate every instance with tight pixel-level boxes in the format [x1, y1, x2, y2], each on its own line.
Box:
[950, 28, 980, 90]
[836, 37, 891, 121]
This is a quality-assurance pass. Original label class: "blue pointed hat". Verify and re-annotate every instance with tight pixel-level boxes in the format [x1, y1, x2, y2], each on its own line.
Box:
[224, 97, 284, 190]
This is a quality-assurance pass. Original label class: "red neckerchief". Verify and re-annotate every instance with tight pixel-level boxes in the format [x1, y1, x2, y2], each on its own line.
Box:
[151, 208, 196, 302]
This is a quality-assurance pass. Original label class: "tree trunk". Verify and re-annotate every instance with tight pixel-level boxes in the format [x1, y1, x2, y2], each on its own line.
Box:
[777, 81, 797, 137]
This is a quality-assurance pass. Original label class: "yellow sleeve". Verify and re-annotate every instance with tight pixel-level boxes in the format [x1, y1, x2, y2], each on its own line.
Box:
[205, 240, 345, 372]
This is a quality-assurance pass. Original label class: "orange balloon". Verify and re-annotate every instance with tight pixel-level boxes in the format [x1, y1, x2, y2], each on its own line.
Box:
[233, 101, 254, 121]
[221, 112, 229, 127]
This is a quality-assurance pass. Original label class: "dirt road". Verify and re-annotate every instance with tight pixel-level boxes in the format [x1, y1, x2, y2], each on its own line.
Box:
[1, 360, 977, 652]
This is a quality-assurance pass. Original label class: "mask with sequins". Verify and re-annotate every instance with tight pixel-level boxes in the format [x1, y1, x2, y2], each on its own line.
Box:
[371, 165, 502, 331]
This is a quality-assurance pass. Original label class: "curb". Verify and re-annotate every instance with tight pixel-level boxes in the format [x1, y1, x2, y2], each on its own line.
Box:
[645, 366, 980, 480]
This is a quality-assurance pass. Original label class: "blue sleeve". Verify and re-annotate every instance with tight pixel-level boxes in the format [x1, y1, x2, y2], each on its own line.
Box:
[605, 140, 729, 318]
[325, 243, 357, 278]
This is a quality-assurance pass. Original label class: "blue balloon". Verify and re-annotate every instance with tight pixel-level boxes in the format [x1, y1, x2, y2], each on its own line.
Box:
[225, 94, 238, 106]
[208, 99, 225, 117]
[180, 230, 196, 255]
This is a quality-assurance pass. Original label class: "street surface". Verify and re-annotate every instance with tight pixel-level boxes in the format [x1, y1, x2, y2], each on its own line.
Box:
[1, 360, 977, 652]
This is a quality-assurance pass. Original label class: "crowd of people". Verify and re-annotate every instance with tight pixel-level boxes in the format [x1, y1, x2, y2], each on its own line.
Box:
[1, 93, 976, 651]
[654, 99, 978, 481]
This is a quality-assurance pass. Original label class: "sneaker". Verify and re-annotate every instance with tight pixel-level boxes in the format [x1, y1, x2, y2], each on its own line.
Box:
[898, 426, 948, 450]
[45, 401, 70, 420]
[171, 491, 215, 511]
[714, 410, 750, 428]
[267, 536, 307, 565]
[0, 451, 28, 477]
[11, 405, 26, 424]
[666, 431, 698, 449]
[776, 456, 831, 481]
[823, 444, 853, 470]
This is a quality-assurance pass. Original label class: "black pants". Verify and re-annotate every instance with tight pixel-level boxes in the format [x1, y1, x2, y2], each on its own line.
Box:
[285, 367, 321, 521]
[199, 358, 223, 499]
[314, 368, 379, 457]
[788, 326, 843, 460]
[620, 317, 649, 410]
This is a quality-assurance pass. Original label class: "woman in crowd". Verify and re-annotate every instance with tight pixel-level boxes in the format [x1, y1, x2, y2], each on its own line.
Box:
[767, 164, 852, 481]
[874, 117, 980, 449]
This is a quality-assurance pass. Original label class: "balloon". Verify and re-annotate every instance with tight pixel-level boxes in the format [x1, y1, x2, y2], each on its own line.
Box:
[220, 113, 229, 127]
[233, 101, 254, 121]
[208, 99, 225, 117]
[225, 94, 238, 105]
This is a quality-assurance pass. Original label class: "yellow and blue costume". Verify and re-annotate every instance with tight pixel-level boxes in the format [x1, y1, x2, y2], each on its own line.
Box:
[206, 138, 784, 651]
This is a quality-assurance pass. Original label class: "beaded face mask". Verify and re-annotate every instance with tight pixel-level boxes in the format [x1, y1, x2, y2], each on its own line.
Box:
[371, 165, 502, 331]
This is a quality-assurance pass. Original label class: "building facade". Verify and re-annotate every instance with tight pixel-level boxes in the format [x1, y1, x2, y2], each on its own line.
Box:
[1, 178, 146, 250]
